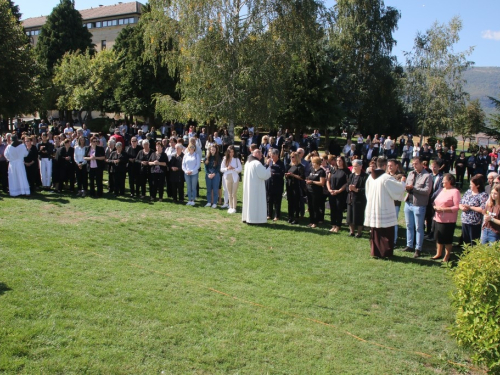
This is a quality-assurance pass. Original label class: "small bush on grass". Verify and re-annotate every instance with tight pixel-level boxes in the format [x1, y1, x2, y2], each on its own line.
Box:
[451, 242, 500, 373]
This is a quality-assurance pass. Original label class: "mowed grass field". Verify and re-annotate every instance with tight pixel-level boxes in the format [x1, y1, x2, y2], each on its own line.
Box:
[0, 171, 480, 374]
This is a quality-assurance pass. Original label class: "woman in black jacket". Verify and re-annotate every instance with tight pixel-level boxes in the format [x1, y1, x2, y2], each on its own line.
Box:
[109, 142, 128, 197]
[284, 151, 305, 224]
[266, 148, 286, 221]
[346, 159, 368, 237]
[327, 155, 349, 233]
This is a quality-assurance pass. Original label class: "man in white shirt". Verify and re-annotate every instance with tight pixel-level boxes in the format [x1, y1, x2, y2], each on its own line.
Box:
[343, 139, 352, 156]
[383, 136, 394, 156]
[63, 122, 74, 136]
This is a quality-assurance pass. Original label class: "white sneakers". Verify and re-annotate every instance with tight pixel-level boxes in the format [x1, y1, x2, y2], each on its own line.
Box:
[227, 208, 236, 214]
[205, 202, 212, 207]
[186, 201, 195, 206]
[221, 203, 229, 208]
[211, 204, 217, 209]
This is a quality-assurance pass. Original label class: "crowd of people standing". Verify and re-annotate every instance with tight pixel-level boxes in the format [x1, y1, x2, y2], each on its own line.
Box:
[1, 124, 499, 259]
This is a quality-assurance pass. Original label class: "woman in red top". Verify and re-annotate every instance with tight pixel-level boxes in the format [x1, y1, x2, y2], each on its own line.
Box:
[432, 173, 461, 262]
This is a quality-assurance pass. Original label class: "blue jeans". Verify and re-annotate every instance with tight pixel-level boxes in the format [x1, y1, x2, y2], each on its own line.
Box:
[394, 205, 401, 245]
[205, 173, 220, 204]
[185, 174, 198, 201]
[481, 228, 500, 245]
[404, 203, 427, 250]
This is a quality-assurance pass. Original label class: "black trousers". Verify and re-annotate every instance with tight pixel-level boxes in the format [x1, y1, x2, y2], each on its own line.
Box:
[286, 185, 301, 220]
[150, 173, 165, 199]
[108, 171, 115, 192]
[171, 181, 184, 201]
[114, 170, 126, 195]
[128, 165, 140, 195]
[138, 170, 150, 197]
[329, 195, 346, 227]
[456, 166, 466, 187]
[75, 166, 88, 191]
[0, 160, 8, 192]
[267, 190, 283, 219]
[89, 168, 103, 197]
[307, 190, 323, 224]
[462, 223, 481, 246]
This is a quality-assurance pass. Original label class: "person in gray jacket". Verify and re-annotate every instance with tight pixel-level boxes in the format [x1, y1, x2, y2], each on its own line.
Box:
[403, 157, 432, 258]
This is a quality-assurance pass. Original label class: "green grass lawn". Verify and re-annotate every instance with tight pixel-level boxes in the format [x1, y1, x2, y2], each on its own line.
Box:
[0, 172, 480, 374]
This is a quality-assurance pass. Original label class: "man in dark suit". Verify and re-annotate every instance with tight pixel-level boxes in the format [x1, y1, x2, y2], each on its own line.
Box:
[362, 142, 379, 168]
[424, 160, 444, 241]
[84, 136, 106, 197]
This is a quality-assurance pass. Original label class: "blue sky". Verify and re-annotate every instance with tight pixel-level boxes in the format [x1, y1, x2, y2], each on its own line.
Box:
[17, 0, 500, 67]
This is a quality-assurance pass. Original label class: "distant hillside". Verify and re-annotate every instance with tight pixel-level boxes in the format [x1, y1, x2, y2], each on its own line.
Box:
[463, 67, 500, 117]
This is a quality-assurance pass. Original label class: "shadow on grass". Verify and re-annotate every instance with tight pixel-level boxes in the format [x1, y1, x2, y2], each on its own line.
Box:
[0, 282, 12, 296]
[387, 254, 448, 267]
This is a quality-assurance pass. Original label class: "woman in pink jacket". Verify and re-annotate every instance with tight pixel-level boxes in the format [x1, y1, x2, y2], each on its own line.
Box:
[432, 173, 462, 262]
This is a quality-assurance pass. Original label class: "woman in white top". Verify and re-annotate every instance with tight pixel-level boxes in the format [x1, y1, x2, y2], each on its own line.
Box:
[73, 136, 88, 197]
[413, 142, 421, 158]
[182, 144, 201, 205]
[220, 145, 242, 213]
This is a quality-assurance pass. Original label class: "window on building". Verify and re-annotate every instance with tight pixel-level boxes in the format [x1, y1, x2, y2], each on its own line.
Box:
[119, 18, 124, 25]
[102, 20, 108, 27]
[87, 22, 93, 29]
[123, 18, 129, 24]
[129, 17, 135, 24]
[26, 31, 30, 36]
[101, 40, 106, 50]
[96, 21, 101, 27]
[111, 19, 117, 26]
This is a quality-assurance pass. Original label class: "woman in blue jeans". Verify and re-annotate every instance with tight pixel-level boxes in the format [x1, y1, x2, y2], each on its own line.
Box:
[482, 184, 500, 244]
[182, 144, 200, 206]
[204, 145, 221, 208]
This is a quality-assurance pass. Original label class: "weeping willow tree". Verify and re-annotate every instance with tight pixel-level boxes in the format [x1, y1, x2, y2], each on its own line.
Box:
[142, 0, 332, 135]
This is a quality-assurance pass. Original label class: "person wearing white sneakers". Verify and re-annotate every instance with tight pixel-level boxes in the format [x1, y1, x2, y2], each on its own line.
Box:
[204, 145, 221, 208]
[182, 144, 200, 206]
[220, 145, 242, 213]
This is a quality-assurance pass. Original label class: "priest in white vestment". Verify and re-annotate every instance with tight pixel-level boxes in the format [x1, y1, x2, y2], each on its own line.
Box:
[4, 136, 30, 197]
[364, 157, 406, 257]
[242, 149, 271, 224]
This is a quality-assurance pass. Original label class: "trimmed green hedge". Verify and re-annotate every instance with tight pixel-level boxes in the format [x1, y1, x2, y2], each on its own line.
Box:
[452, 242, 500, 373]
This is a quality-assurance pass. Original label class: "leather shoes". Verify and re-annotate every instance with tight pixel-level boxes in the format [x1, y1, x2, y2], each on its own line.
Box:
[402, 246, 413, 252]
[413, 250, 421, 258]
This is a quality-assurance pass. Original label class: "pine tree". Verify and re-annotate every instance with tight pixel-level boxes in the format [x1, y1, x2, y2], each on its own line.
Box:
[0, 0, 36, 117]
[7, 0, 21, 22]
[35, 0, 94, 76]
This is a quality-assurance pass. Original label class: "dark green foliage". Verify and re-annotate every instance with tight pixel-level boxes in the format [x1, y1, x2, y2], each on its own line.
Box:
[452, 242, 500, 373]
[7, 0, 21, 21]
[88, 117, 115, 133]
[277, 45, 343, 134]
[35, 0, 94, 76]
[443, 136, 458, 149]
[0, 0, 36, 117]
[113, 15, 178, 123]
[331, 0, 403, 136]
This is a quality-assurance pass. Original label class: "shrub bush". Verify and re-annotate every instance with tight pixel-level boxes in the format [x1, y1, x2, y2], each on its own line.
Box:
[88, 117, 115, 134]
[443, 136, 458, 149]
[468, 143, 480, 153]
[427, 137, 440, 149]
[451, 242, 500, 373]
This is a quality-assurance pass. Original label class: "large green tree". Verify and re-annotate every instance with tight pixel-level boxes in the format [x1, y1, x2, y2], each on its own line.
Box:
[113, 12, 178, 125]
[53, 50, 118, 124]
[144, 0, 329, 134]
[404, 16, 473, 138]
[330, 0, 403, 136]
[0, 0, 36, 118]
[455, 99, 486, 149]
[483, 95, 500, 142]
[34, 0, 94, 119]
[35, 0, 94, 75]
